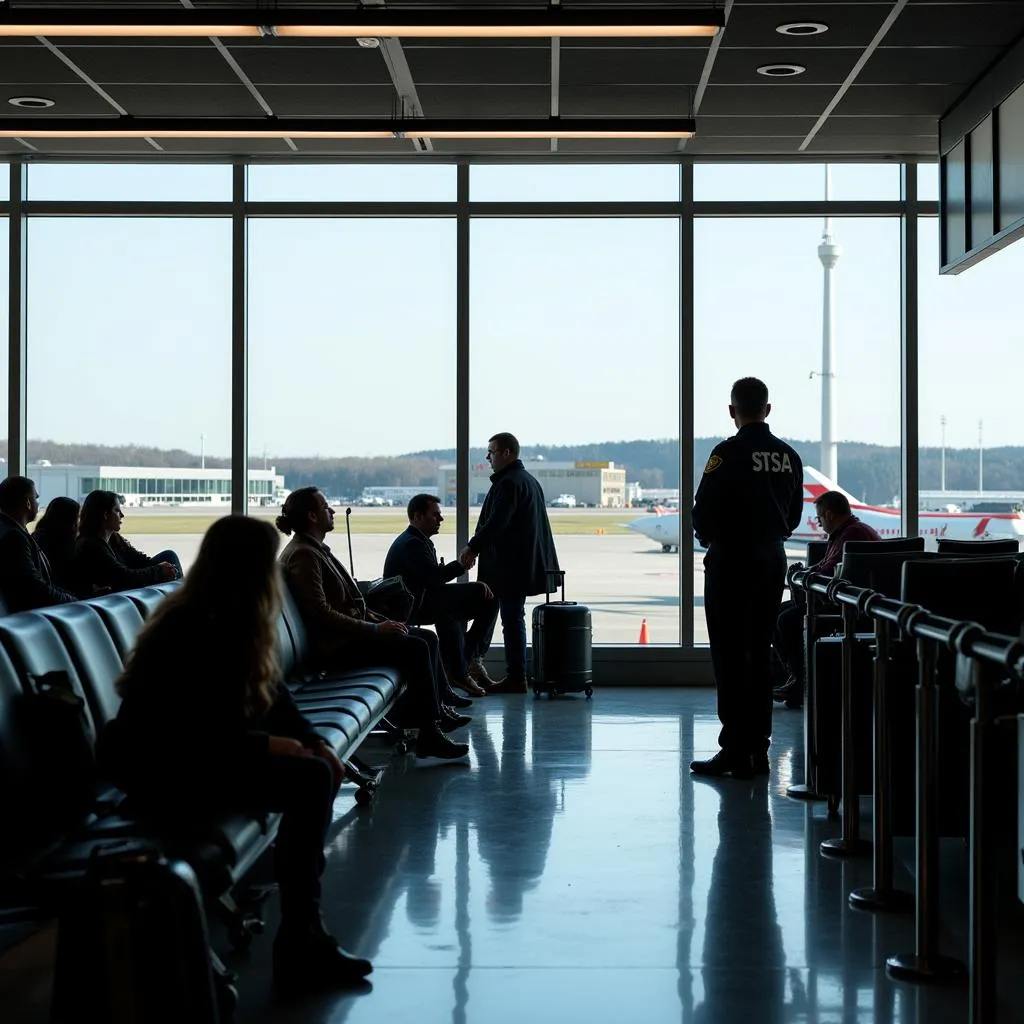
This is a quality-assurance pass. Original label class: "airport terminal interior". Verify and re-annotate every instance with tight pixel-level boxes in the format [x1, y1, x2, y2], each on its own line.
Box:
[3, 1, 1024, 1022]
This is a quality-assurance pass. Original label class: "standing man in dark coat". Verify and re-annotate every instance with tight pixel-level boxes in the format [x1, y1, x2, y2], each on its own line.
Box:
[0, 476, 77, 612]
[459, 433, 559, 694]
[690, 378, 803, 779]
[383, 493, 495, 697]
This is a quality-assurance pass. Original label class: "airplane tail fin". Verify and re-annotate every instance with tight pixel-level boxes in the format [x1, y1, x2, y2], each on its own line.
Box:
[803, 465, 860, 506]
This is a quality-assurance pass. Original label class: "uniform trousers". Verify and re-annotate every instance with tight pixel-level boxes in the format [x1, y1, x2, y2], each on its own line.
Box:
[773, 598, 806, 684]
[703, 541, 787, 757]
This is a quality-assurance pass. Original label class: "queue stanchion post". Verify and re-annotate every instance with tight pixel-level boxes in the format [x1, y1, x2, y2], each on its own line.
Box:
[821, 583, 872, 859]
[886, 614, 967, 984]
[850, 598, 917, 910]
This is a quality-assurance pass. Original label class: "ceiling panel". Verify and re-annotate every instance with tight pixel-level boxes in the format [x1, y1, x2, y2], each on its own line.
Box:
[417, 84, 550, 116]
[62, 44, 237, 84]
[709, 47, 859, 85]
[559, 85, 694, 116]
[0, 44, 84, 85]
[699, 84, 838, 116]
[834, 83, 965, 115]
[888, 2, 1024, 46]
[404, 45, 549, 83]
[102, 83, 267, 117]
[256, 84, 401, 116]
[860, 46, 1006, 85]
[0, 82, 119, 116]
[227, 44, 393, 86]
[560, 48, 707, 85]
[720, 4, 889, 48]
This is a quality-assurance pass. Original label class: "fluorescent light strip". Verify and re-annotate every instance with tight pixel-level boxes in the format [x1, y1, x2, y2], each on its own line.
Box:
[275, 25, 720, 39]
[0, 8, 723, 39]
[0, 127, 693, 140]
[0, 25, 263, 38]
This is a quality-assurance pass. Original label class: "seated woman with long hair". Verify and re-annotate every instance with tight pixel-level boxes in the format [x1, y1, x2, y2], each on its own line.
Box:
[32, 496, 82, 594]
[97, 515, 372, 989]
[75, 490, 180, 593]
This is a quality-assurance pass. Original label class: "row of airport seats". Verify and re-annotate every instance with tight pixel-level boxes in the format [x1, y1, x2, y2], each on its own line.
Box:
[0, 581, 407, 987]
[802, 536, 1024, 829]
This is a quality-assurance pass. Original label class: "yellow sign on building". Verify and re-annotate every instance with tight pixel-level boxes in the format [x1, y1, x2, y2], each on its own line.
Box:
[575, 461, 610, 469]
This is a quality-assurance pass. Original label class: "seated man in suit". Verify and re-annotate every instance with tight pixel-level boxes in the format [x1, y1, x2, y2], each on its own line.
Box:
[384, 494, 496, 698]
[277, 487, 471, 766]
[0, 476, 77, 612]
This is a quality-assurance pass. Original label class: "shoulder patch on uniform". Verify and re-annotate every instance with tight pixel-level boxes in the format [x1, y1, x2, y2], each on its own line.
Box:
[703, 455, 723, 475]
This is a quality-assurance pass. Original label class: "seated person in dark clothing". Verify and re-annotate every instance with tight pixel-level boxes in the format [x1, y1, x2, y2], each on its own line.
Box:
[75, 490, 179, 593]
[773, 490, 881, 708]
[277, 487, 471, 766]
[97, 515, 372, 990]
[384, 494, 495, 698]
[0, 475, 77, 612]
[33, 496, 82, 594]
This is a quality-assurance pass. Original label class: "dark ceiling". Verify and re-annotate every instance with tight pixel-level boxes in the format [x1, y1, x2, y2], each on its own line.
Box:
[1, 0, 1023, 159]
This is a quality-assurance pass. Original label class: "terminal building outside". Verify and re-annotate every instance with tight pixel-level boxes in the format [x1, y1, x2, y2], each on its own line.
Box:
[437, 459, 628, 507]
[29, 462, 288, 508]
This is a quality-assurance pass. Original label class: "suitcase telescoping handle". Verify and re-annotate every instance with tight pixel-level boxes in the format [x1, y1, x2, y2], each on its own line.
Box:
[545, 569, 566, 604]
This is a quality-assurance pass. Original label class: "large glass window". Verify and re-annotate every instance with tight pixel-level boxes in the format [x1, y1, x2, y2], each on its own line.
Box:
[470, 218, 680, 644]
[471, 164, 681, 203]
[247, 219, 457, 576]
[917, 219, 1024, 546]
[246, 165, 456, 203]
[694, 163, 901, 202]
[26, 218, 231, 566]
[27, 164, 231, 202]
[693, 217, 901, 642]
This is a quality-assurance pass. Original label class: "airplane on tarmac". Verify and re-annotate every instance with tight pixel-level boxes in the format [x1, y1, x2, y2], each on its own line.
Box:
[626, 466, 1024, 552]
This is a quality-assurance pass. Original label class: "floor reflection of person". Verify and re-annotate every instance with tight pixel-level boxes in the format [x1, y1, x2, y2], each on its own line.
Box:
[693, 780, 785, 1024]
[471, 701, 558, 922]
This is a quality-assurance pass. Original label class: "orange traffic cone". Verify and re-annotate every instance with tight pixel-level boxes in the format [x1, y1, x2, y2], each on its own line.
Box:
[638, 618, 649, 644]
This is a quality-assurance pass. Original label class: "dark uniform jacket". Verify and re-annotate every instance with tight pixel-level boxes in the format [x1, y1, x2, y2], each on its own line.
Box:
[0, 513, 76, 612]
[692, 422, 803, 549]
[75, 535, 169, 593]
[279, 531, 380, 663]
[383, 525, 462, 615]
[467, 460, 560, 596]
[98, 603, 321, 802]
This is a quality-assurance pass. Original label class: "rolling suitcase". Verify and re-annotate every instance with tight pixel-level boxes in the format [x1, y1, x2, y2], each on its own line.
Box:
[51, 839, 236, 1024]
[531, 570, 593, 699]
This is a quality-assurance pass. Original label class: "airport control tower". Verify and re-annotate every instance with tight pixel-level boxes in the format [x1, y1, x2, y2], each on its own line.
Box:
[818, 166, 842, 483]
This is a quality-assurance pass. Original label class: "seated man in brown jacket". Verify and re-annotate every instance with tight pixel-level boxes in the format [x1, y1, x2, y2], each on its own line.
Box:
[277, 487, 470, 766]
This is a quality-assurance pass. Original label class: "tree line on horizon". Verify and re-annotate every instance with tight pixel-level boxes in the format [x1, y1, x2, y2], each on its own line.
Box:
[7, 438, 1022, 507]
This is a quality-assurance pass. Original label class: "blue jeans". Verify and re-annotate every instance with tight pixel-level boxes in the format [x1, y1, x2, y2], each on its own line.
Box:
[464, 589, 528, 681]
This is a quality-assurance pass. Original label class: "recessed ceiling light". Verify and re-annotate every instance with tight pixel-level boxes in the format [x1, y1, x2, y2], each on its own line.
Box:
[8, 95, 55, 108]
[756, 64, 806, 78]
[355, 37, 380, 48]
[776, 22, 829, 37]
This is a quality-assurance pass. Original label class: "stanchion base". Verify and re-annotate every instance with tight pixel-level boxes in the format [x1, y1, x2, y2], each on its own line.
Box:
[786, 783, 826, 801]
[848, 886, 914, 913]
[885, 953, 967, 984]
[820, 836, 872, 858]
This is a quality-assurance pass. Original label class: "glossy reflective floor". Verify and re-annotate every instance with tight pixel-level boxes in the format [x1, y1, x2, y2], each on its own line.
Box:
[5, 688, 1024, 1023]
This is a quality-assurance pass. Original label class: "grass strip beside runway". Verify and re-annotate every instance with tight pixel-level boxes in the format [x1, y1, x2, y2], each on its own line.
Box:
[110, 510, 649, 536]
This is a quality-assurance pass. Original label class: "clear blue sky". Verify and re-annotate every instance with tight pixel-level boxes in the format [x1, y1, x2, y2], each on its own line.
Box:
[2, 160, 1020, 464]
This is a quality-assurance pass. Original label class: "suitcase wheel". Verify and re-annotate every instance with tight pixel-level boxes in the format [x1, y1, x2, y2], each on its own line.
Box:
[585, 687, 593, 699]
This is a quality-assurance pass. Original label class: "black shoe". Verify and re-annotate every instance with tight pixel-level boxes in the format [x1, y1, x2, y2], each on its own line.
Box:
[753, 753, 770, 776]
[445, 691, 474, 709]
[774, 678, 804, 709]
[415, 724, 470, 765]
[689, 750, 753, 779]
[439, 707, 472, 733]
[273, 925, 373, 991]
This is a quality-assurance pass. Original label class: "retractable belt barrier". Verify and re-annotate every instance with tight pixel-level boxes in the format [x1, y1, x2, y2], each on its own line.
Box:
[790, 567, 1024, 1023]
